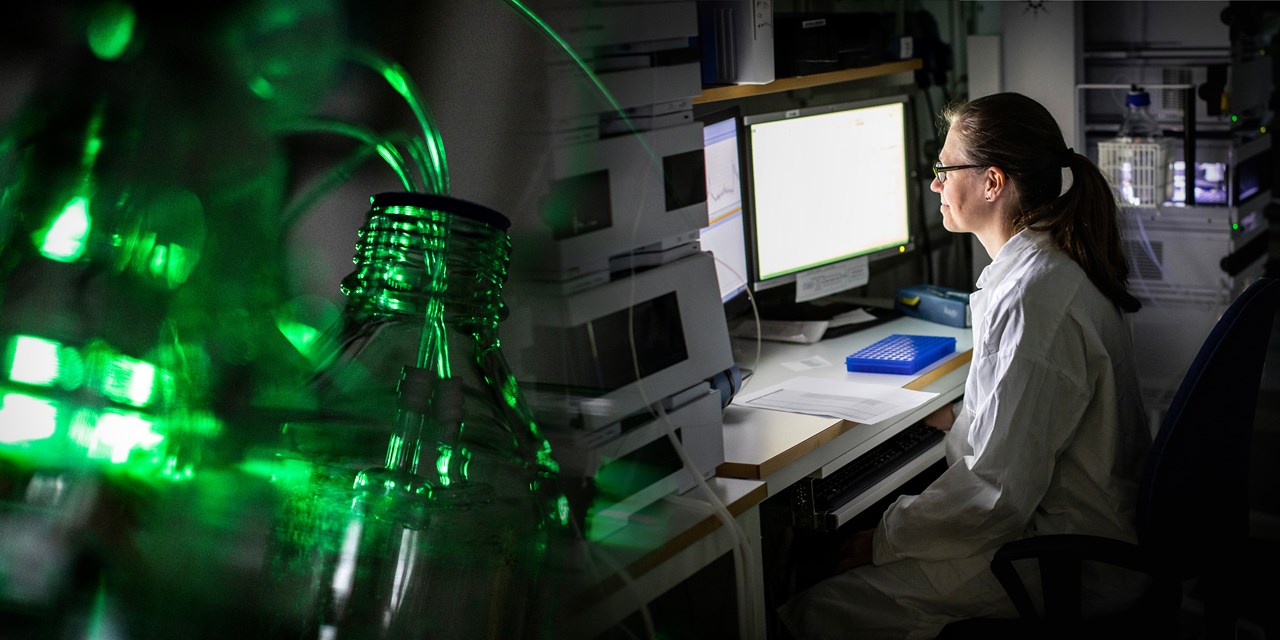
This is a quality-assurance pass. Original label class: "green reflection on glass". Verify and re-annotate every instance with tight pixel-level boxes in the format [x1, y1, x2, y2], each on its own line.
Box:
[0, 392, 58, 443]
[161, 456, 196, 481]
[86, 1, 136, 61]
[557, 495, 570, 527]
[7, 335, 63, 387]
[240, 456, 312, 487]
[436, 444, 453, 487]
[83, 411, 163, 464]
[101, 354, 157, 407]
[536, 440, 560, 475]
[249, 75, 276, 100]
[38, 196, 92, 262]
[275, 318, 321, 356]
[502, 374, 520, 409]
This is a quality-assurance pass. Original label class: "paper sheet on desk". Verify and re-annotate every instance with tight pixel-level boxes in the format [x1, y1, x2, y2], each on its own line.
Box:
[732, 376, 937, 425]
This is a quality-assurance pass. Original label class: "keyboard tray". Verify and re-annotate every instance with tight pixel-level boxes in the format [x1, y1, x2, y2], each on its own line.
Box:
[790, 423, 944, 530]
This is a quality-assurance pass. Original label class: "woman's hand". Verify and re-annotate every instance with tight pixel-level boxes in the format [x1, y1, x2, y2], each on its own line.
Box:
[833, 529, 876, 573]
[923, 404, 956, 431]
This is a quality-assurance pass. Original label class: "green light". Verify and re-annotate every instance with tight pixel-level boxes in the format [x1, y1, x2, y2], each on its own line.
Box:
[249, 76, 276, 100]
[161, 243, 193, 287]
[38, 197, 92, 262]
[557, 495, 571, 526]
[87, 576, 111, 639]
[86, 1, 135, 61]
[88, 412, 162, 464]
[386, 433, 405, 471]
[0, 393, 58, 443]
[161, 456, 196, 481]
[1232, 115, 1239, 122]
[502, 375, 521, 409]
[101, 355, 157, 407]
[7, 335, 63, 387]
[276, 318, 321, 356]
[240, 456, 311, 485]
[536, 441, 560, 474]
[436, 444, 453, 487]
[1232, 223, 1240, 231]
[353, 50, 449, 194]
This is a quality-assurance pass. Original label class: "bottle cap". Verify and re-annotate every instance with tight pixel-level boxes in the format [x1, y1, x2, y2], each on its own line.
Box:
[1125, 91, 1151, 107]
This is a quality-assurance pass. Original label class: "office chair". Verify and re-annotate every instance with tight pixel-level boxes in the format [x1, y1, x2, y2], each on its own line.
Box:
[937, 276, 1280, 640]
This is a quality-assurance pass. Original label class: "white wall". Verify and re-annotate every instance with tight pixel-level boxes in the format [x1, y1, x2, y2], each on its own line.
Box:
[999, 0, 1082, 149]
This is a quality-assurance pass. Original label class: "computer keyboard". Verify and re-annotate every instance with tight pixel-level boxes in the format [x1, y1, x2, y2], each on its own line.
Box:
[790, 423, 944, 530]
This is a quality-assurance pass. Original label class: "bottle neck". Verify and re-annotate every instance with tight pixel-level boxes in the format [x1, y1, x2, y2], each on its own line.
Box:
[340, 203, 510, 336]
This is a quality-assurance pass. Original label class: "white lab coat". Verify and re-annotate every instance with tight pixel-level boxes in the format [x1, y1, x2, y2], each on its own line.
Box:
[779, 230, 1151, 639]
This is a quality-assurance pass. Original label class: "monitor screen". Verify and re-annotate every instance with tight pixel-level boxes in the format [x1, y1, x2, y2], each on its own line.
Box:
[743, 96, 912, 291]
[697, 110, 750, 304]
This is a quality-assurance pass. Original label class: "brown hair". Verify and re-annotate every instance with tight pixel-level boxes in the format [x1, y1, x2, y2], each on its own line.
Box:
[943, 92, 1141, 312]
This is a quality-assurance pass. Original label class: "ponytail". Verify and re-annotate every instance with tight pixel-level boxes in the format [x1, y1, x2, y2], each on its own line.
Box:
[1024, 151, 1142, 313]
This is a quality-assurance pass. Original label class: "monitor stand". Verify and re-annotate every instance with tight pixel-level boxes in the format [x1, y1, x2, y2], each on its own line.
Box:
[739, 293, 903, 342]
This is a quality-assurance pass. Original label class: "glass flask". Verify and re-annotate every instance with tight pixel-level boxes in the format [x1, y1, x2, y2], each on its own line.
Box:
[1117, 88, 1161, 141]
[268, 192, 568, 639]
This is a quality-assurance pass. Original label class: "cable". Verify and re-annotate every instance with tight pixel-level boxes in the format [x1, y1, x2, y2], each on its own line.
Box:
[712, 254, 763, 396]
[566, 510, 658, 640]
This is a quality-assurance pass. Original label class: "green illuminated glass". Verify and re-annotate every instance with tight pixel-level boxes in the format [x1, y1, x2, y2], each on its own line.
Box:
[7, 335, 64, 387]
[38, 196, 92, 262]
[0, 392, 58, 443]
[275, 193, 566, 638]
[87, 411, 162, 464]
[100, 354, 158, 408]
[86, 1, 136, 61]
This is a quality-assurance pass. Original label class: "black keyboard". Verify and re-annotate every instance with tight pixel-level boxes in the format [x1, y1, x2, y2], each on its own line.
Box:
[790, 423, 944, 530]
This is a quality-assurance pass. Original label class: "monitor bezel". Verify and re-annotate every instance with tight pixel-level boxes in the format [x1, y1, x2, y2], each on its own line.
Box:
[740, 93, 916, 294]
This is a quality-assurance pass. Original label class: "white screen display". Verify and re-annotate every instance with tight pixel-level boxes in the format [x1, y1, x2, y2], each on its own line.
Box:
[699, 117, 749, 302]
[746, 100, 910, 282]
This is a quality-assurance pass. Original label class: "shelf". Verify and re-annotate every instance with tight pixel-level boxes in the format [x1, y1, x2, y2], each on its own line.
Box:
[692, 59, 922, 104]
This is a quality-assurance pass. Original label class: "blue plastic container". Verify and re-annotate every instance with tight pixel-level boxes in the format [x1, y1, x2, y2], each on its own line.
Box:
[845, 334, 957, 375]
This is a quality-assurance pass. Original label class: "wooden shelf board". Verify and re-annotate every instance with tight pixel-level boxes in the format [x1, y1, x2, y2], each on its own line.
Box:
[693, 59, 923, 104]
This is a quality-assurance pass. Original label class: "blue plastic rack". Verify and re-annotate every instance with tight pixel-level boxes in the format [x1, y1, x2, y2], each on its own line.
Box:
[845, 334, 956, 375]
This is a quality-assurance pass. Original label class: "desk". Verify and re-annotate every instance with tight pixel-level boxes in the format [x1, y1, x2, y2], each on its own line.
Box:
[718, 316, 973, 520]
[570, 317, 972, 639]
[565, 476, 769, 639]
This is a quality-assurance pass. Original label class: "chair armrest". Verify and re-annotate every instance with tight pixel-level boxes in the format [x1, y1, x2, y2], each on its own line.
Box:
[989, 534, 1167, 621]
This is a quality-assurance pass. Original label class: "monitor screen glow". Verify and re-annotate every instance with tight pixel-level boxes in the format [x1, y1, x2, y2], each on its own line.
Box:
[745, 98, 911, 287]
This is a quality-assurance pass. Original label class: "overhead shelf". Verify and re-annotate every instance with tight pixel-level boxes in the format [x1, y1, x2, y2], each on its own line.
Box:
[692, 59, 922, 104]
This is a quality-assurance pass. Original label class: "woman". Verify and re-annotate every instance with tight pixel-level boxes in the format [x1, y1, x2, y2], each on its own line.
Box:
[778, 92, 1152, 639]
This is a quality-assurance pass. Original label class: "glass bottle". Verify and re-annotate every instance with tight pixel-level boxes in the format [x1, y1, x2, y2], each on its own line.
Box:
[1112, 87, 1171, 206]
[270, 192, 567, 639]
[1118, 88, 1161, 141]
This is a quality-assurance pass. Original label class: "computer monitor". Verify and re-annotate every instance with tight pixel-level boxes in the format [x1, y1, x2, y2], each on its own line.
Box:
[697, 107, 750, 308]
[742, 95, 913, 296]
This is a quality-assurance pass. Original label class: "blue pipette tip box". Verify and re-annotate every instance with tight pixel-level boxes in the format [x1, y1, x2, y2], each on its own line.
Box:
[845, 334, 957, 375]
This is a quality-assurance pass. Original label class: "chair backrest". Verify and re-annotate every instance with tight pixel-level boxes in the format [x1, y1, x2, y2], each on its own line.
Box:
[1137, 277, 1280, 575]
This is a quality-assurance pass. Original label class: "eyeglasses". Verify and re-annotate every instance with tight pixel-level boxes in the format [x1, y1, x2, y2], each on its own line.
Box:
[932, 163, 986, 183]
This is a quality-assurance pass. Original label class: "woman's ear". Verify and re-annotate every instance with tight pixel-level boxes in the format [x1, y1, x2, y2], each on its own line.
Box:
[985, 166, 1008, 202]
